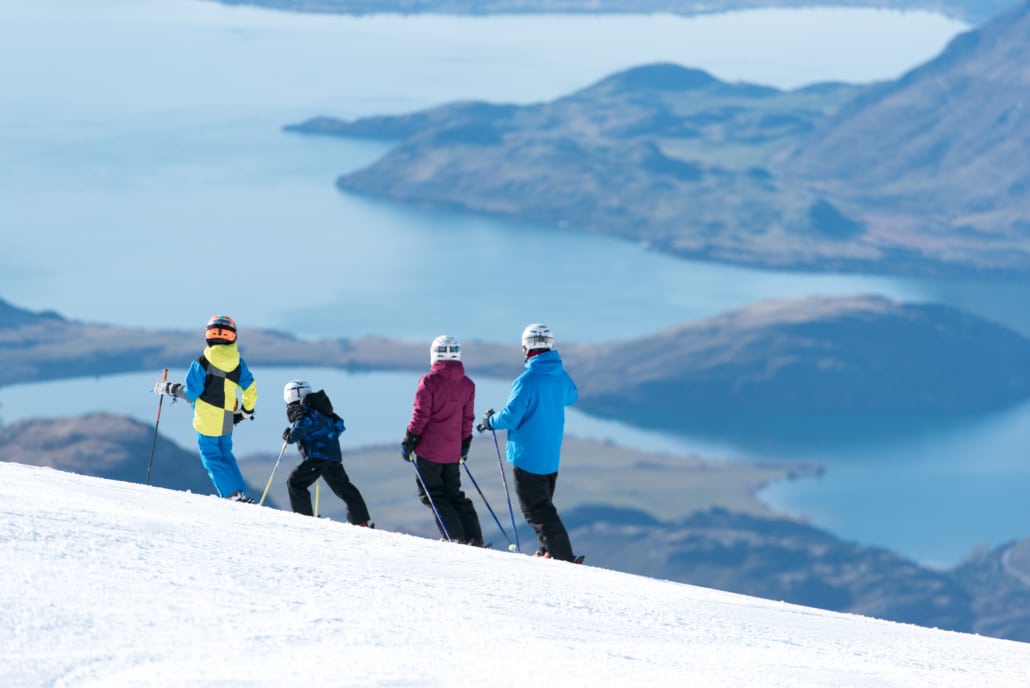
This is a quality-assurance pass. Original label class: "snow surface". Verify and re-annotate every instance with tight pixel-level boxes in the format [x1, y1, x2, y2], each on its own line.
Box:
[2, 462, 1029, 687]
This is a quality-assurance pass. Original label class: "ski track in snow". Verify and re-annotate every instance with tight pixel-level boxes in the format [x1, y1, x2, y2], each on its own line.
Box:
[1, 462, 1029, 687]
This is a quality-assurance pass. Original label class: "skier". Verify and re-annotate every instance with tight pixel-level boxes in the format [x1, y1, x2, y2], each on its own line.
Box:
[401, 335, 485, 546]
[281, 379, 372, 526]
[153, 315, 258, 502]
[476, 324, 581, 562]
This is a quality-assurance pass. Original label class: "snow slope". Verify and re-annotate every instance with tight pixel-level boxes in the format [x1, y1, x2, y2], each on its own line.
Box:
[2, 462, 1028, 687]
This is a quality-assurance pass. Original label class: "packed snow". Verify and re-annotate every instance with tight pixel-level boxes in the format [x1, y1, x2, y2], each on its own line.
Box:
[2, 462, 1029, 687]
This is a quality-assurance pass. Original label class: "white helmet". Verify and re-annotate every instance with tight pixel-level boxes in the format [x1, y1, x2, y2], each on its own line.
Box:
[430, 335, 461, 363]
[521, 323, 554, 354]
[283, 379, 312, 404]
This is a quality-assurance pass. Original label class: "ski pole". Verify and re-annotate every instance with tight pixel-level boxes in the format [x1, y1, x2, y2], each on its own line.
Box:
[462, 461, 513, 548]
[314, 482, 320, 518]
[410, 458, 451, 541]
[259, 440, 289, 506]
[146, 368, 168, 485]
[491, 429, 520, 553]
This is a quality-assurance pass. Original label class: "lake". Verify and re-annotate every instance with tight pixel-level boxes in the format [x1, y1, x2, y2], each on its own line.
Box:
[0, 0, 990, 343]
[5, 0, 1029, 566]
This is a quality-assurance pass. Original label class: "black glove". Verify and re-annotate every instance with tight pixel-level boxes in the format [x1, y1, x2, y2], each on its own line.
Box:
[286, 402, 305, 423]
[282, 427, 292, 443]
[233, 407, 254, 425]
[460, 435, 472, 462]
[401, 431, 420, 461]
[475, 409, 495, 434]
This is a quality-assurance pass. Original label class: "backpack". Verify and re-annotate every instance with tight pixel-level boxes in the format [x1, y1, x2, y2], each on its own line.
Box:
[294, 390, 345, 461]
[303, 389, 335, 417]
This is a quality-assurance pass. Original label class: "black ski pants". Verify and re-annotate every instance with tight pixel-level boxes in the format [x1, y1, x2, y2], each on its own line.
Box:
[287, 458, 371, 524]
[514, 467, 575, 562]
[413, 457, 483, 543]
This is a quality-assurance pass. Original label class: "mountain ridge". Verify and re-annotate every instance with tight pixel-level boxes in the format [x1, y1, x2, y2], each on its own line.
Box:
[777, 1, 1030, 254]
[288, 4, 1030, 277]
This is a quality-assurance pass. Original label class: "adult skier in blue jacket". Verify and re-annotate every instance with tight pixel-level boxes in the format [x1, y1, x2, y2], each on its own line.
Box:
[477, 324, 580, 562]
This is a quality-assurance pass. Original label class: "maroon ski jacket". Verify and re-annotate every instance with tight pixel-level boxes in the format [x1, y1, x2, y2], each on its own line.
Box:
[406, 360, 475, 464]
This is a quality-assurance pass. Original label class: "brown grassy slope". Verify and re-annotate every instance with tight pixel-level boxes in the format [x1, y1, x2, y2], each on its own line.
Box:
[0, 413, 217, 496]
[776, 2, 1030, 268]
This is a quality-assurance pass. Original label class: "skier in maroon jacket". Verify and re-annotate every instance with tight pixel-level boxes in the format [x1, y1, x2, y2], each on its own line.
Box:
[401, 335, 485, 546]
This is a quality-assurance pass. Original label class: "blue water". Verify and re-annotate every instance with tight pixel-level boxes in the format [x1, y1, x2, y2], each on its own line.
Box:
[5, 0, 1028, 565]
[0, 0, 980, 342]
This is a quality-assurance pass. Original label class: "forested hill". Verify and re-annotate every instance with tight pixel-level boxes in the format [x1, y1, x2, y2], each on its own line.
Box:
[213, 0, 1012, 25]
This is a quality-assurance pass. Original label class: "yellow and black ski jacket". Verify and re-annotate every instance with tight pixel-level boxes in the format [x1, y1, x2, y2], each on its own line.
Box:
[183, 343, 258, 437]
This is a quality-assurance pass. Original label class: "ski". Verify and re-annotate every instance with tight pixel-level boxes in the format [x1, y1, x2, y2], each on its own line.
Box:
[533, 551, 585, 564]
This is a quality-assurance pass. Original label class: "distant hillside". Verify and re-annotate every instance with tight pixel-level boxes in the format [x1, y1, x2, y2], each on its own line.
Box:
[214, 0, 1012, 25]
[4, 295, 1030, 418]
[953, 538, 1030, 641]
[288, 4, 1030, 276]
[573, 295, 1030, 422]
[0, 300, 439, 387]
[567, 504, 1030, 642]
[777, 1, 1030, 272]
[240, 437, 823, 538]
[0, 413, 219, 497]
[294, 65, 883, 272]
[0, 298, 63, 328]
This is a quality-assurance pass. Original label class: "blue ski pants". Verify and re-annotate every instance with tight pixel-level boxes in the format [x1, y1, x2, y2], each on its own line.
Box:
[196, 433, 247, 497]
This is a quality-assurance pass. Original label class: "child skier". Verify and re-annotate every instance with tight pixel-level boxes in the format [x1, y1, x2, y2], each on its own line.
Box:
[281, 379, 372, 526]
[153, 314, 258, 502]
[401, 335, 484, 546]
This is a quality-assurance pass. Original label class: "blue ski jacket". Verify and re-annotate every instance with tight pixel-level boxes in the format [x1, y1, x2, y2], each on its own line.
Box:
[285, 405, 345, 462]
[184, 343, 257, 437]
[488, 349, 578, 475]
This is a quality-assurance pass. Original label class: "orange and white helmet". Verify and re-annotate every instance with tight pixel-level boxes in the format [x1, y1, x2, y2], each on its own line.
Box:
[205, 315, 237, 344]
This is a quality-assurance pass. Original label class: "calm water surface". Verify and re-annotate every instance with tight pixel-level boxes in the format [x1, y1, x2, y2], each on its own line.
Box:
[0, 0, 982, 342]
